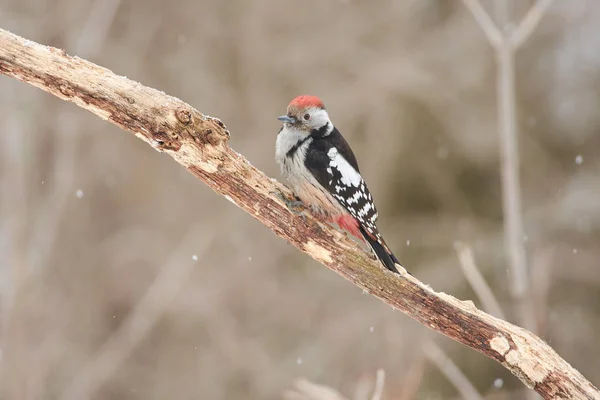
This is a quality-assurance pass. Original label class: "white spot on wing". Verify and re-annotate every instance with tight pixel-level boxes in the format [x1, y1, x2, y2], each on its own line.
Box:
[347, 190, 363, 204]
[358, 202, 372, 217]
[327, 148, 362, 187]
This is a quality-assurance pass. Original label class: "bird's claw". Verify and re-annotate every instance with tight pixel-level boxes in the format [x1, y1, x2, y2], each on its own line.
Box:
[288, 202, 307, 221]
[270, 189, 307, 220]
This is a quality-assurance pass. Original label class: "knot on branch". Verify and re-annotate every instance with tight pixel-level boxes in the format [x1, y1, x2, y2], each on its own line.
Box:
[175, 108, 192, 125]
[148, 109, 231, 152]
[186, 114, 230, 147]
[202, 115, 230, 139]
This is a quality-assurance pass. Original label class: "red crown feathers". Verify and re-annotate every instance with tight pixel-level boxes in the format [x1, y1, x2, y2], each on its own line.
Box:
[288, 95, 325, 110]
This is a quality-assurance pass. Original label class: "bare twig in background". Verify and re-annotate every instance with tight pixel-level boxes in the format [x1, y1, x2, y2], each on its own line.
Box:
[27, 0, 120, 276]
[510, 0, 555, 49]
[396, 355, 426, 400]
[423, 341, 484, 400]
[1, 5, 123, 393]
[61, 225, 213, 400]
[461, 0, 503, 47]
[27, 114, 78, 272]
[530, 247, 555, 336]
[283, 378, 349, 400]
[0, 83, 28, 377]
[1, 28, 598, 400]
[462, 0, 555, 335]
[370, 369, 385, 400]
[495, 27, 530, 326]
[74, 0, 122, 57]
[457, 4, 556, 398]
[354, 369, 384, 400]
[455, 242, 506, 319]
[283, 370, 384, 400]
[426, 243, 502, 400]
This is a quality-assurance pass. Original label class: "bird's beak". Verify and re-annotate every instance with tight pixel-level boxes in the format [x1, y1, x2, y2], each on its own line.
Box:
[277, 115, 296, 124]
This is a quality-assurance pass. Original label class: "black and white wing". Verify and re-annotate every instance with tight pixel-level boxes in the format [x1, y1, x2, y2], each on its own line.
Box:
[303, 128, 381, 241]
[304, 127, 401, 273]
[325, 147, 382, 239]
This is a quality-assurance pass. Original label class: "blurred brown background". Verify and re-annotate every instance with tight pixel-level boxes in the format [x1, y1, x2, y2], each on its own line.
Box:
[1, 0, 599, 399]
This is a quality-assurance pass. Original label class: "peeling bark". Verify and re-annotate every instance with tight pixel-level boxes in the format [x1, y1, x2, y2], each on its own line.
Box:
[0, 28, 598, 399]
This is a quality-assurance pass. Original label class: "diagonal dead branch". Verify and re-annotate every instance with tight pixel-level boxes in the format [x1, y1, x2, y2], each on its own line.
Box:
[0, 28, 597, 400]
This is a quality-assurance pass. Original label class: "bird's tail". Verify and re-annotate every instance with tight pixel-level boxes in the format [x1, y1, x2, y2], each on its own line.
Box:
[359, 227, 401, 274]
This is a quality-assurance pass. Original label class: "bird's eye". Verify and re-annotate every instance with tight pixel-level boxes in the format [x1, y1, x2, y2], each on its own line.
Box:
[303, 113, 311, 121]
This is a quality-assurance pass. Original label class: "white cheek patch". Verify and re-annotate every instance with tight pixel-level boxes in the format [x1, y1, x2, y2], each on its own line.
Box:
[327, 148, 362, 187]
[309, 109, 333, 134]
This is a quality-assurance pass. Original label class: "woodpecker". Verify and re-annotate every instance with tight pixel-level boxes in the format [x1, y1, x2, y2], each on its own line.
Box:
[275, 95, 402, 274]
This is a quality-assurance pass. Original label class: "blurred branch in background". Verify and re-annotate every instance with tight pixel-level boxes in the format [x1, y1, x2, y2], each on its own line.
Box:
[423, 341, 484, 400]
[284, 378, 350, 400]
[462, 0, 554, 337]
[283, 369, 385, 400]
[0, 25, 598, 400]
[61, 225, 214, 400]
[455, 242, 505, 320]
[283, 341, 481, 400]
[370, 369, 385, 400]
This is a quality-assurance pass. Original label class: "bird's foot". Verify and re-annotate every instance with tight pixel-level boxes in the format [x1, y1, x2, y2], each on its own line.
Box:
[271, 189, 307, 219]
